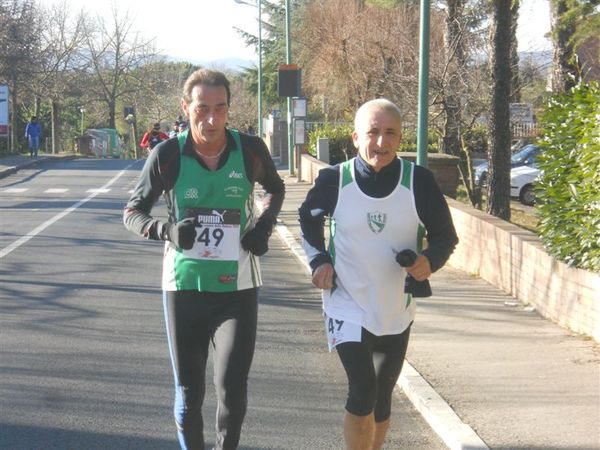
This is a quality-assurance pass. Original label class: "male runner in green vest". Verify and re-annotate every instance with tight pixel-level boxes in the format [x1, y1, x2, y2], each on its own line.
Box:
[124, 69, 284, 450]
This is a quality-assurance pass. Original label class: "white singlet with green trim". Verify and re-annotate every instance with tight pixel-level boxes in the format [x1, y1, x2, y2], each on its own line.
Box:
[323, 157, 425, 336]
[162, 129, 261, 292]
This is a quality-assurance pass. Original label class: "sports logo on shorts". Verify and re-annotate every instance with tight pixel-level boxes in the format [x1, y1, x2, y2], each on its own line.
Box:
[367, 211, 386, 233]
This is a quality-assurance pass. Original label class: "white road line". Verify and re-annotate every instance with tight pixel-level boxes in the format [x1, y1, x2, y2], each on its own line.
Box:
[45, 188, 68, 193]
[257, 194, 489, 450]
[0, 164, 137, 260]
[2, 188, 28, 193]
[87, 188, 111, 193]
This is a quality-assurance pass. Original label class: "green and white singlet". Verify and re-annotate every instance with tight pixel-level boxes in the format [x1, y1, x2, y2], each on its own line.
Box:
[324, 157, 425, 336]
[162, 129, 261, 292]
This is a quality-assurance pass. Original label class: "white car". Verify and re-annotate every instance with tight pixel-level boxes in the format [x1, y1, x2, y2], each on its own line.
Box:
[510, 165, 540, 206]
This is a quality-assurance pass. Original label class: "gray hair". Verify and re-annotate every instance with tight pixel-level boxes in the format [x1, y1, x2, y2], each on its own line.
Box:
[354, 98, 402, 130]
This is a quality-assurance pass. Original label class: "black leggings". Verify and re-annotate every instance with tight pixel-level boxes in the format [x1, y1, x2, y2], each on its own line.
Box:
[336, 324, 411, 422]
[163, 288, 258, 450]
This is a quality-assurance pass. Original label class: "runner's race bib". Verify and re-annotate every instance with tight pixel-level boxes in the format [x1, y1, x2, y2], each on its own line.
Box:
[182, 208, 241, 261]
[324, 313, 362, 352]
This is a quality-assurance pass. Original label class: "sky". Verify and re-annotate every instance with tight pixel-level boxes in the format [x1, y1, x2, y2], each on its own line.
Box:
[37, 0, 553, 64]
[38, 0, 260, 63]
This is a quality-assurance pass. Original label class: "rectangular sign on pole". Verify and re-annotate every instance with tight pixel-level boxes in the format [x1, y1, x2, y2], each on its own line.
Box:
[292, 98, 307, 118]
[0, 85, 8, 136]
[293, 118, 305, 145]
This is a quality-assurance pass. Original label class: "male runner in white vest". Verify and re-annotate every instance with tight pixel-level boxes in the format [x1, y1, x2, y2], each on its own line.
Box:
[124, 69, 284, 450]
[299, 98, 458, 450]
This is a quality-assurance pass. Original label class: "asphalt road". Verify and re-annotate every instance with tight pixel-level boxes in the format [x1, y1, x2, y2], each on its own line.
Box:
[0, 158, 445, 449]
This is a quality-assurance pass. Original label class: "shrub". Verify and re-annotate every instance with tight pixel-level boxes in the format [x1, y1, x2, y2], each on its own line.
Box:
[463, 126, 488, 155]
[306, 123, 355, 165]
[536, 82, 600, 272]
[398, 128, 440, 153]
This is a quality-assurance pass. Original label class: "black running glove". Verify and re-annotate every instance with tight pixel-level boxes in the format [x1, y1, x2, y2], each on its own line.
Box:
[164, 218, 197, 250]
[241, 221, 272, 256]
[395, 249, 432, 297]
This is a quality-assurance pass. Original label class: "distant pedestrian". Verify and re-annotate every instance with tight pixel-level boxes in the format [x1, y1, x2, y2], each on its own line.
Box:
[140, 123, 169, 155]
[25, 116, 42, 158]
[169, 120, 180, 138]
[299, 98, 458, 450]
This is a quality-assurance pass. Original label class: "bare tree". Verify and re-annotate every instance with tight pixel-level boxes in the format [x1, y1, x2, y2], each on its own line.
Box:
[34, 1, 87, 152]
[509, 0, 521, 102]
[426, 0, 489, 206]
[124, 60, 198, 130]
[82, 5, 156, 129]
[0, 0, 42, 152]
[487, 0, 512, 219]
[297, 0, 431, 122]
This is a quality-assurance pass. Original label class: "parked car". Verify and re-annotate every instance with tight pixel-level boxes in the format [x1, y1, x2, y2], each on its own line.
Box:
[474, 144, 541, 188]
[510, 164, 540, 206]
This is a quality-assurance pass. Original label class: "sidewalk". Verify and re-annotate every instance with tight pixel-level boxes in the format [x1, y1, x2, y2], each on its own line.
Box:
[271, 171, 600, 450]
[0, 152, 75, 179]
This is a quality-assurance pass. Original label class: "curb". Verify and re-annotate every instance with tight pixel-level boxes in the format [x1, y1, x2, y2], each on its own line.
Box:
[257, 194, 489, 450]
[0, 166, 17, 179]
[0, 154, 77, 180]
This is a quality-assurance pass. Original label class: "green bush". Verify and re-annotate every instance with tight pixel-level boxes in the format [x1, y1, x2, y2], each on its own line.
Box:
[463, 126, 488, 155]
[306, 123, 355, 165]
[398, 128, 439, 153]
[536, 82, 600, 272]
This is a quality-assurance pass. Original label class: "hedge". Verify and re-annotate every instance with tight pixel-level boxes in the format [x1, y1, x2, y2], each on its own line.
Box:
[536, 82, 600, 272]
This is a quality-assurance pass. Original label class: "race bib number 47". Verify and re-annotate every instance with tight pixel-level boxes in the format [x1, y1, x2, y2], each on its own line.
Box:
[182, 208, 241, 261]
[324, 313, 362, 352]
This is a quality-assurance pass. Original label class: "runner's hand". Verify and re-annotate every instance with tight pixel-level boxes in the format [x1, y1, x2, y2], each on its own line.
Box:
[165, 218, 197, 250]
[405, 254, 431, 281]
[312, 263, 334, 290]
[241, 221, 271, 256]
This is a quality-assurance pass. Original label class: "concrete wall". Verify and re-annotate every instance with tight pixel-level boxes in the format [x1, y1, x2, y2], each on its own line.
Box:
[299, 153, 600, 342]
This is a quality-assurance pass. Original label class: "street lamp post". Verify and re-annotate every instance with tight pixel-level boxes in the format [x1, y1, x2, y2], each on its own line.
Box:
[285, 0, 294, 175]
[234, 0, 263, 137]
[79, 107, 85, 136]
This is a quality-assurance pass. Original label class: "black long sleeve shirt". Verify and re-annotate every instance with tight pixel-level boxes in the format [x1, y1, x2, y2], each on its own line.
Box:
[298, 154, 458, 273]
[124, 129, 285, 240]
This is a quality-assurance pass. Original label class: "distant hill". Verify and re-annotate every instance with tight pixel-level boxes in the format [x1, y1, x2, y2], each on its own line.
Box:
[519, 50, 553, 73]
[165, 55, 255, 72]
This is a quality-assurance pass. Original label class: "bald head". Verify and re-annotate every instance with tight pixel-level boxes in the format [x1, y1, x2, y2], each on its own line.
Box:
[352, 98, 403, 172]
[354, 99, 402, 132]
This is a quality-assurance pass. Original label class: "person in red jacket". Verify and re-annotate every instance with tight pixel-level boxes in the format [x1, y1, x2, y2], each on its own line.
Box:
[140, 122, 169, 154]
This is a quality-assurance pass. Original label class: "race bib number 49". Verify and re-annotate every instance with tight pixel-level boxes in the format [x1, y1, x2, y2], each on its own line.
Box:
[182, 208, 241, 261]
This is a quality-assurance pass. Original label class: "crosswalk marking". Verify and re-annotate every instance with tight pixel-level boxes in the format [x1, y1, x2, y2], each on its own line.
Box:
[0, 187, 137, 194]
